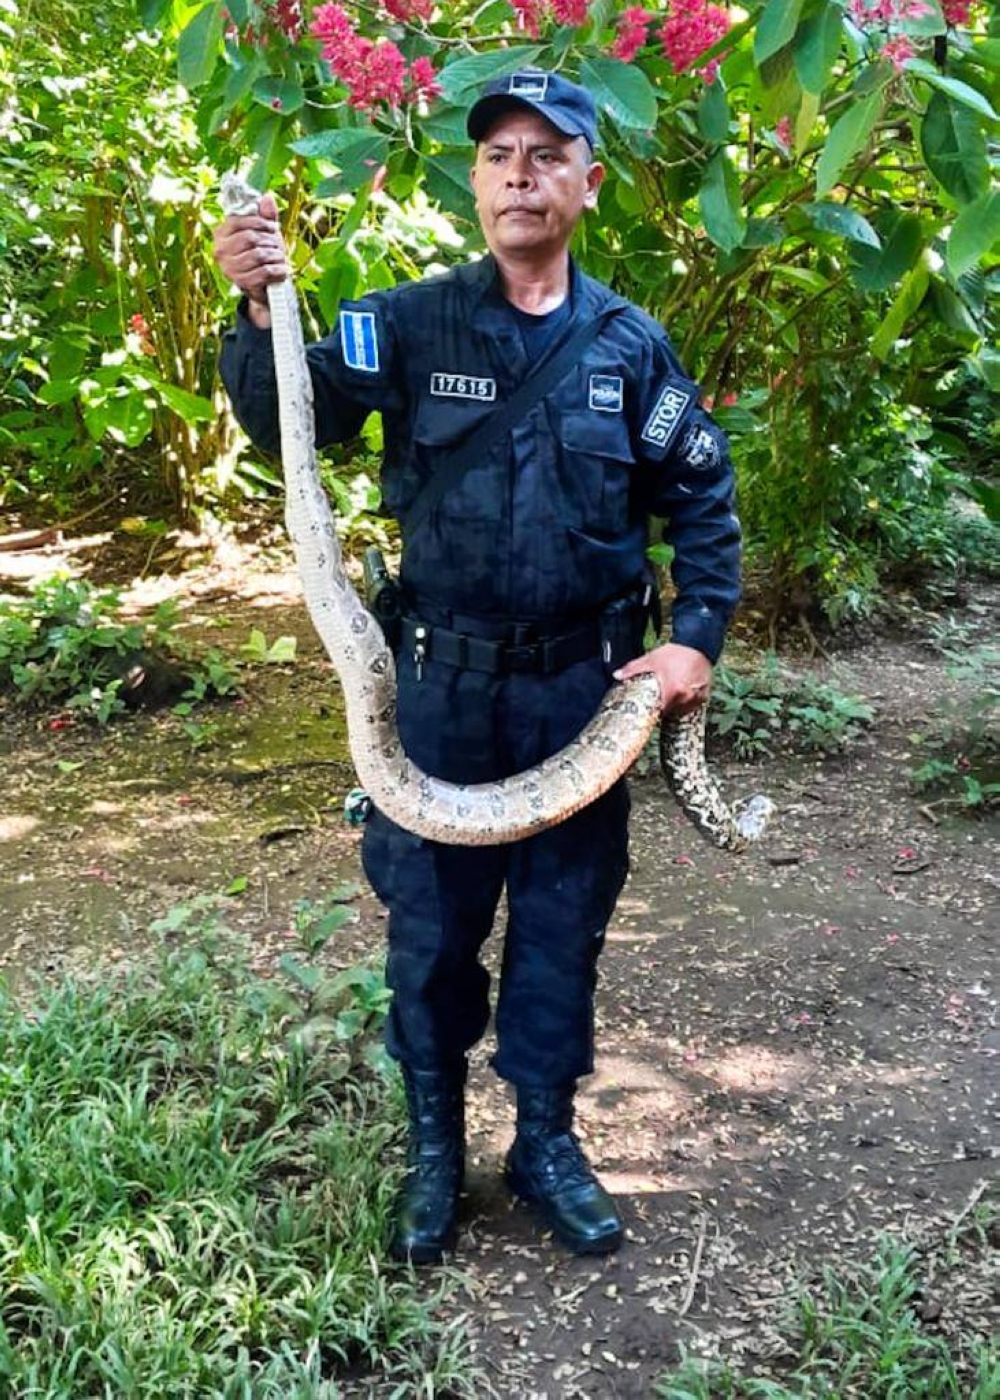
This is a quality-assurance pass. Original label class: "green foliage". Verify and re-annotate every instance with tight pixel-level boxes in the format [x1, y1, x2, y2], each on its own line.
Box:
[710, 658, 874, 758]
[0, 897, 476, 1395]
[909, 639, 999, 810]
[655, 1237, 999, 1398]
[0, 575, 240, 722]
[241, 627, 299, 663]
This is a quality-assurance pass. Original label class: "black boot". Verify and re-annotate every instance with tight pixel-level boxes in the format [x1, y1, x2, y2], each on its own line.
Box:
[390, 1061, 466, 1265]
[505, 1084, 623, 1256]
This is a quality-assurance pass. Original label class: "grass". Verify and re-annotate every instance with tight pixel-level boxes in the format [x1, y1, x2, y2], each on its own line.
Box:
[655, 1233, 999, 1399]
[0, 899, 476, 1397]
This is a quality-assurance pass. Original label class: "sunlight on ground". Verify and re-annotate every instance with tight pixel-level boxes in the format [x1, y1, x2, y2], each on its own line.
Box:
[0, 814, 40, 843]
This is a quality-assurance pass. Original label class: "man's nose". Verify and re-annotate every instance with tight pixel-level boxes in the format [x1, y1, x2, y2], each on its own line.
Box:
[505, 153, 533, 186]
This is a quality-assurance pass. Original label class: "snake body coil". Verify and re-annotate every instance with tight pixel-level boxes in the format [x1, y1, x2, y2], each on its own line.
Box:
[221, 175, 774, 850]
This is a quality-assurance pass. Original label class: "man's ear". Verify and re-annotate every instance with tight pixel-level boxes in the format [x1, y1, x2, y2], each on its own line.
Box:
[584, 160, 606, 210]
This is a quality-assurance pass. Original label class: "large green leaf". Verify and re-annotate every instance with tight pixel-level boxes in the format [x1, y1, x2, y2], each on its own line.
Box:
[177, 3, 224, 91]
[579, 56, 658, 130]
[137, 0, 172, 26]
[947, 188, 1000, 279]
[851, 211, 924, 291]
[794, 3, 843, 95]
[920, 92, 989, 205]
[158, 384, 215, 424]
[437, 47, 544, 104]
[697, 79, 730, 144]
[802, 201, 880, 247]
[905, 58, 999, 122]
[871, 258, 930, 360]
[698, 150, 746, 254]
[421, 105, 472, 148]
[423, 152, 478, 223]
[815, 89, 882, 197]
[292, 129, 390, 192]
[754, 0, 804, 66]
[252, 74, 304, 117]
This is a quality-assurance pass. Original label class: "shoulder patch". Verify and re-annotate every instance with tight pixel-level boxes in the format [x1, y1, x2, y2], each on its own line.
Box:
[589, 374, 623, 413]
[641, 383, 693, 449]
[340, 310, 380, 373]
[679, 422, 721, 470]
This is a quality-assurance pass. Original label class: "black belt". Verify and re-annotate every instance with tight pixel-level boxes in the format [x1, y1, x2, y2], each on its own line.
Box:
[401, 614, 607, 676]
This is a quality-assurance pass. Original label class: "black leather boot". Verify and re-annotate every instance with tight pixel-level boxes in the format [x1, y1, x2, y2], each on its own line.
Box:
[390, 1061, 466, 1265]
[505, 1084, 623, 1255]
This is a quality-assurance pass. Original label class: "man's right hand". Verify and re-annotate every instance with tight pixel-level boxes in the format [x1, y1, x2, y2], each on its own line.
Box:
[212, 191, 289, 329]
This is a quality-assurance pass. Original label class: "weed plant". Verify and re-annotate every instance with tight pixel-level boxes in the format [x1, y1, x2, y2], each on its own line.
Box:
[909, 642, 999, 810]
[709, 658, 874, 760]
[0, 575, 239, 722]
[655, 1238, 998, 1398]
[0, 897, 475, 1397]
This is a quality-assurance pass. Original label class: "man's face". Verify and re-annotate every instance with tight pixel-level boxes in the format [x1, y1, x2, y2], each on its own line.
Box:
[470, 107, 604, 261]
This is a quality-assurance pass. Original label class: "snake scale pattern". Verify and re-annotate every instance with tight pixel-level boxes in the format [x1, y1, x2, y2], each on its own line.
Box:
[221, 175, 774, 850]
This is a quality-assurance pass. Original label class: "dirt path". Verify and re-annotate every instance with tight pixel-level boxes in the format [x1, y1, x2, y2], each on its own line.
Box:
[1, 544, 996, 1397]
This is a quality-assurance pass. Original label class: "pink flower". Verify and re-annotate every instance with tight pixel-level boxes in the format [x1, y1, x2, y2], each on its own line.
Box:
[383, 0, 433, 20]
[660, 0, 731, 82]
[552, 0, 590, 24]
[882, 33, 915, 66]
[942, 0, 971, 22]
[509, 0, 547, 35]
[612, 7, 655, 62]
[775, 114, 793, 149]
[847, 0, 930, 25]
[408, 55, 442, 102]
[271, 0, 303, 40]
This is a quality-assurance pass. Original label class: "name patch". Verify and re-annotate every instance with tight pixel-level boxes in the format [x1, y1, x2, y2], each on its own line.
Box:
[430, 372, 497, 401]
[589, 374, 624, 413]
[679, 422, 721, 470]
[641, 383, 692, 449]
[340, 311, 379, 373]
[509, 71, 548, 100]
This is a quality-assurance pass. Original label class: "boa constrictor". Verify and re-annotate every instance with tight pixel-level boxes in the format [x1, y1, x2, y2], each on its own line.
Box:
[220, 174, 774, 850]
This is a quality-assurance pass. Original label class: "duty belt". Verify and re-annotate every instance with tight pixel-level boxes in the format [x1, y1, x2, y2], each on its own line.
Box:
[401, 614, 608, 679]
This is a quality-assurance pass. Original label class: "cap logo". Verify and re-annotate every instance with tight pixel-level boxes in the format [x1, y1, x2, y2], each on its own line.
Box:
[509, 71, 548, 101]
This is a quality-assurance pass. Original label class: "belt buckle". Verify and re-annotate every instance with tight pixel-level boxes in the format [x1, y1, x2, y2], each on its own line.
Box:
[504, 641, 540, 673]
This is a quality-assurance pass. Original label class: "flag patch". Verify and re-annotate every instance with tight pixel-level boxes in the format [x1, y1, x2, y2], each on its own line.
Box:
[509, 71, 548, 100]
[340, 310, 380, 373]
[430, 372, 497, 401]
[589, 374, 624, 413]
[641, 384, 692, 449]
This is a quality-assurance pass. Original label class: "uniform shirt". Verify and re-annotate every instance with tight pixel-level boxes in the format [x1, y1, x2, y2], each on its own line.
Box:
[219, 254, 741, 663]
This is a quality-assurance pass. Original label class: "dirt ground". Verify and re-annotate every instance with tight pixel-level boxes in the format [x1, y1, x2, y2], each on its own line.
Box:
[0, 528, 996, 1398]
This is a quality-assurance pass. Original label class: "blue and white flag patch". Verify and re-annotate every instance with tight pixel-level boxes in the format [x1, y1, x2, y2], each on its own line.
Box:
[589, 374, 624, 413]
[509, 71, 548, 100]
[641, 384, 693, 449]
[340, 310, 380, 373]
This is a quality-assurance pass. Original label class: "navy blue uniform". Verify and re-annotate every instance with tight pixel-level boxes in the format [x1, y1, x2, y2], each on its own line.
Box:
[220, 254, 740, 1087]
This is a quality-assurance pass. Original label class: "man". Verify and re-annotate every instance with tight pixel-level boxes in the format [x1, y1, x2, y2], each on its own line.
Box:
[215, 69, 741, 1264]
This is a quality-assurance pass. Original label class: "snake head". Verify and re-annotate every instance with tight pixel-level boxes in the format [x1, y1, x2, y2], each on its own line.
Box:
[220, 171, 265, 218]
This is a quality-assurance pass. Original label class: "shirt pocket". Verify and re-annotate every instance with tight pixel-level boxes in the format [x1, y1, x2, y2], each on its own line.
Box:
[558, 408, 635, 536]
[410, 393, 504, 524]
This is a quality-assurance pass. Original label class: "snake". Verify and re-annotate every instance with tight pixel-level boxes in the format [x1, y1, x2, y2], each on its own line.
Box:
[220, 174, 774, 850]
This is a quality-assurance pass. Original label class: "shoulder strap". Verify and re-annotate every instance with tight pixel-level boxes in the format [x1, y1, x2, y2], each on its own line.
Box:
[403, 306, 622, 539]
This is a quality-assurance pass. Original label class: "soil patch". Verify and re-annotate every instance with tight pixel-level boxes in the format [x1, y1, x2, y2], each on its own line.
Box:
[1, 540, 996, 1397]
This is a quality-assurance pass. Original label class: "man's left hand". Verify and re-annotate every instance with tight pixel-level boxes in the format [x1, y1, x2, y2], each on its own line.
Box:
[613, 643, 712, 715]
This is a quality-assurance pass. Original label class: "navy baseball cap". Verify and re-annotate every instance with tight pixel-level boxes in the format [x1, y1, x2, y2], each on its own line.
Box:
[466, 69, 598, 150]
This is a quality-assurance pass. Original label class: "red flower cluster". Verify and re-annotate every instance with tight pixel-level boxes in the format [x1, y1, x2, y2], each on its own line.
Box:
[660, 0, 731, 81]
[271, 0, 303, 40]
[846, 0, 931, 25]
[382, 0, 433, 20]
[611, 7, 655, 62]
[941, 0, 971, 22]
[128, 313, 156, 356]
[311, 3, 441, 109]
[508, 0, 591, 38]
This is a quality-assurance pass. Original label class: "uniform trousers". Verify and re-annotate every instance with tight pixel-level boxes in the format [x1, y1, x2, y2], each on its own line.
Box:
[361, 632, 630, 1088]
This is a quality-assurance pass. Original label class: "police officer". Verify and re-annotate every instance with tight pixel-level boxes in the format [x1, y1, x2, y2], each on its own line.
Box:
[214, 69, 741, 1264]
